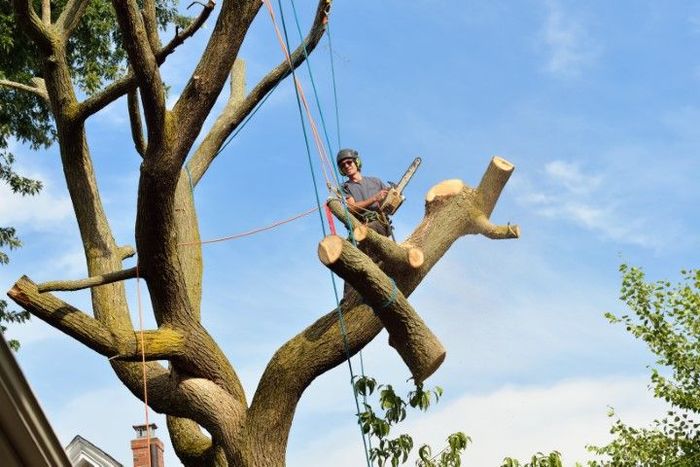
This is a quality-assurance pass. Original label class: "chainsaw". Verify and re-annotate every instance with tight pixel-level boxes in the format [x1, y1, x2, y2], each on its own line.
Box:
[380, 156, 422, 216]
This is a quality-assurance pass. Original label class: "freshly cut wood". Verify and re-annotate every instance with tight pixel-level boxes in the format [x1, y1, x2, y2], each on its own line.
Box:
[318, 235, 445, 383]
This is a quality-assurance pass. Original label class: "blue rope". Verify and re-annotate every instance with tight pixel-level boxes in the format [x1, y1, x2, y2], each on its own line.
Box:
[275, 0, 327, 237]
[275, 2, 371, 465]
[381, 278, 398, 309]
[288, 0, 335, 164]
[286, 0, 359, 250]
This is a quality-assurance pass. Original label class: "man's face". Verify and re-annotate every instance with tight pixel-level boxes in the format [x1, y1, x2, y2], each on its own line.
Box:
[340, 158, 358, 176]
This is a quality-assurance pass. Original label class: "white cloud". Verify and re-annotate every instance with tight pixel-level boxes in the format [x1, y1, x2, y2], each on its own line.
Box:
[515, 160, 662, 248]
[0, 172, 72, 231]
[541, 0, 599, 77]
[544, 160, 601, 195]
[289, 377, 668, 467]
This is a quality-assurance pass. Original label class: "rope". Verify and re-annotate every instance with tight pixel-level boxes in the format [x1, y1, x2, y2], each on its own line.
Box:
[135, 264, 152, 467]
[326, 22, 342, 151]
[263, 2, 371, 464]
[180, 206, 318, 246]
[381, 277, 398, 309]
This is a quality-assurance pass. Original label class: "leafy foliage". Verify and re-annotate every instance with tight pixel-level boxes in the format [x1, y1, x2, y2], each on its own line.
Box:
[587, 265, 700, 466]
[354, 376, 469, 467]
[501, 451, 563, 467]
[0, 227, 31, 351]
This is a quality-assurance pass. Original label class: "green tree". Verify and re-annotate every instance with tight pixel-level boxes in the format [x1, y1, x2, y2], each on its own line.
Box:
[353, 375, 469, 467]
[587, 266, 700, 466]
[1, 0, 521, 465]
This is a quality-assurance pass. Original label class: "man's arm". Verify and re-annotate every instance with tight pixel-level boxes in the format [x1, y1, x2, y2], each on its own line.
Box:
[346, 191, 388, 212]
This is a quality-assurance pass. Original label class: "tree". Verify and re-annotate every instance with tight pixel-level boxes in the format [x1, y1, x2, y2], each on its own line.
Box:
[587, 266, 700, 466]
[2, 0, 520, 465]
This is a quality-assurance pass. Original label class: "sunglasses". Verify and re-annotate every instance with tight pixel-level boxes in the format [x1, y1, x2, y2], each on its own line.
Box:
[340, 159, 355, 166]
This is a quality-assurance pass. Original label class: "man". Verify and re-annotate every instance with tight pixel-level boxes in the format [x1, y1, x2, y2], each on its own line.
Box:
[337, 148, 392, 237]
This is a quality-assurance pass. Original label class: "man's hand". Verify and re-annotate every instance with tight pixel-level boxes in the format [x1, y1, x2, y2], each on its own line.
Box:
[374, 189, 389, 204]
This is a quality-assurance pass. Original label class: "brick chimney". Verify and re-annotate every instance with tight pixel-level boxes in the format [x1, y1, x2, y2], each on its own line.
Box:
[131, 423, 164, 467]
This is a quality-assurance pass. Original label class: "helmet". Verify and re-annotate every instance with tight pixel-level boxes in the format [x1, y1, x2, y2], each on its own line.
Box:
[336, 148, 362, 175]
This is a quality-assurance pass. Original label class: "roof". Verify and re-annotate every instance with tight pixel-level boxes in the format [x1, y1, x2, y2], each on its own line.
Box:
[0, 334, 71, 466]
[65, 435, 124, 467]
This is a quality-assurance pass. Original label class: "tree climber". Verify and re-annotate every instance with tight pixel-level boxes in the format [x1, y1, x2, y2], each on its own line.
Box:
[337, 148, 392, 237]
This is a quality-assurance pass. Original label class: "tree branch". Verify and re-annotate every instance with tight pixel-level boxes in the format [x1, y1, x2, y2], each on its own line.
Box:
[11, 0, 53, 54]
[0, 78, 49, 102]
[37, 267, 138, 292]
[477, 156, 514, 218]
[76, 1, 214, 123]
[127, 88, 147, 157]
[9, 276, 116, 355]
[8, 275, 188, 361]
[55, 0, 90, 38]
[187, 0, 330, 186]
[141, 0, 161, 51]
[41, 0, 50, 24]
[326, 198, 424, 274]
[111, 0, 166, 146]
[318, 235, 445, 383]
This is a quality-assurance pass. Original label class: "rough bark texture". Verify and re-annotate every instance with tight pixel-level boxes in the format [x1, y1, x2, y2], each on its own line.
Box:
[4, 1, 518, 466]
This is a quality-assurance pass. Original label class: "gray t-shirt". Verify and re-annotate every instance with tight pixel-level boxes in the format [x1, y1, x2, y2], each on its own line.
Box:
[342, 177, 386, 212]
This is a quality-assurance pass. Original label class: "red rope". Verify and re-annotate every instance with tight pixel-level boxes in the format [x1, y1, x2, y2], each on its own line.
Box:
[135, 265, 152, 467]
[180, 206, 319, 246]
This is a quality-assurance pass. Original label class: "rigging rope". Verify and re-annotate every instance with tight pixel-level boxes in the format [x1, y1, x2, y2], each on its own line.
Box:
[263, 1, 372, 464]
[135, 265, 152, 467]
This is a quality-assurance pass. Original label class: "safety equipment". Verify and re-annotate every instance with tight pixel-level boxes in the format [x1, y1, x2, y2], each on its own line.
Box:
[336, 148, 362, 175]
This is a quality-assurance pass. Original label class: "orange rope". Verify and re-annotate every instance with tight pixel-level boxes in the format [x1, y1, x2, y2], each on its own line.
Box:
[180, 206, 319, 246]
[135, 265, 152, 466]
[261, 0, 337, 187]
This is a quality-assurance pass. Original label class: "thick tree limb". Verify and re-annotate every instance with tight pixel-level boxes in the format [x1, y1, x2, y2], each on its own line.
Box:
[9, 276, 115, 355]
[127, 88, 147, 157]
[319, 235, 445, 383]
[10, 0, 53, 54]
[37, 267, 137, 292]
[166, 416, 222, 467]
[55, 0, 90, 38]
[326, 198, 424, 273]
[111, 0, 166, 146]
[8, 275, 187, 361]
[477, 156, 514, 218]
[41, 0, 50, 24]
[187, 0, 330, 185]
[141, 0, 161, 51]
[0, 79, 49, 102]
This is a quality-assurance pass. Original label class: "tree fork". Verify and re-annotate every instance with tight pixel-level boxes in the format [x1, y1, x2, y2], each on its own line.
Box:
[318, 235, 445, 383]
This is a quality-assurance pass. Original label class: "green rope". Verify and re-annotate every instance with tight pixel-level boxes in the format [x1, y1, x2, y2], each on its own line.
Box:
[276, 2, 371, 465]
[276, 1, 328, 238]
[286, 0, 360, 249]
[288, 0, 335, 165]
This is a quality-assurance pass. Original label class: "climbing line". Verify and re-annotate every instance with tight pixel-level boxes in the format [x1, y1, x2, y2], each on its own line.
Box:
[263, 1, 372, 464]
[288, 0, 336, 169]
[135, 265, 152, 467]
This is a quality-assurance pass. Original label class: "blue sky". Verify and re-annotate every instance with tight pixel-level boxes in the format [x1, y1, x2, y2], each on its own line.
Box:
[2, 0, 700, 465]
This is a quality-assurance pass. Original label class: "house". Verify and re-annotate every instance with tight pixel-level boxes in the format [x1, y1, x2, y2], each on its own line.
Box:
[0, 334, 165, 467]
